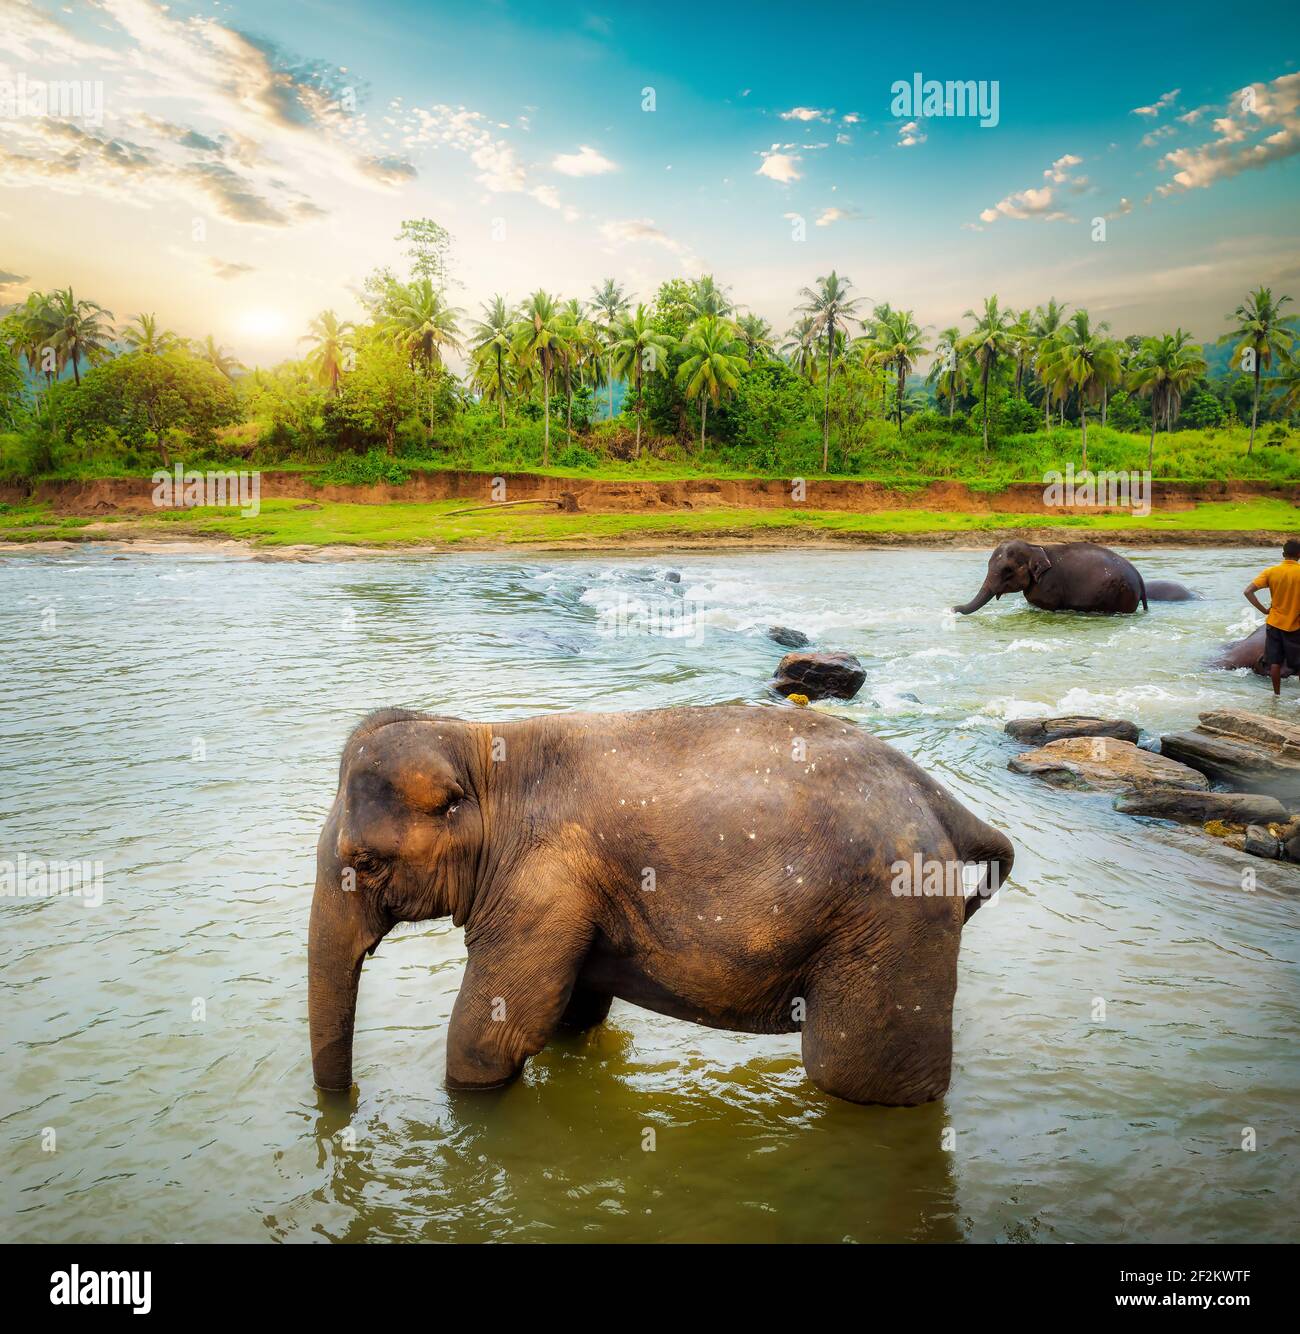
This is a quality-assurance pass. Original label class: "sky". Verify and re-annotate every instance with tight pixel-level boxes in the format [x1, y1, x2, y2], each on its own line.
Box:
[1, 0, 1298, 368]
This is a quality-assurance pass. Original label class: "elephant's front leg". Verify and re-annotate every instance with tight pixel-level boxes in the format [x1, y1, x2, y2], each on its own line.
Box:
[445, 898, 594, 1090]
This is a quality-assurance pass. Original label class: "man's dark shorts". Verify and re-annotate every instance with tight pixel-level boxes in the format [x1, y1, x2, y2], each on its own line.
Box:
[1264, 624, 1300, 670]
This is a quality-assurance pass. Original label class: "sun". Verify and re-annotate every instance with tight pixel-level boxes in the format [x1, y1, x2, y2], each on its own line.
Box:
[236, 308, 286, 339]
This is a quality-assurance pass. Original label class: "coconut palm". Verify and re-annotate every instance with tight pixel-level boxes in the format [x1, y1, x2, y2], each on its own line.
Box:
[511, 290, 569, 466]
[687, 274, 734, 319]
[871, 308, 929, 435]
[556, 299, 599, 437]
[1219, 286, 1294, 454]
[735, 313, 775, 365]
[927, 326, 967, 419]
[609, 305, 673, 457]
[960, 295, 1014, 455]
[675, 315, 748, 449]
[196, 335, 245, 381]
[122, 312, 178, 355]
[1031, 299, 1069, 429]
[590, 278, 631, 420]
[1271, 348, 1300, 418]
[470, 295, 515, 427]
[1130, 329, 1207, 470]
[46, 287, 114, 385]
[300, 310, 355, 395]
[798, 271, 864, 470]
[1008, 308, 1034, 399]
[387, 277, 464, 371]
[9, 292, 58, 383]
[781, 315, 820, 380]
[1037, 310, 1121, 471]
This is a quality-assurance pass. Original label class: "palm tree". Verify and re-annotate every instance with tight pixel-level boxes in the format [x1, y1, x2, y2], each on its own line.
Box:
[1220, 286, 1294, 454]
[927, 326, 967, 418]
[470, 295, 514, 427]
[556, 299, 599, 438]
[1031, 299, 1069, 429]
[387, 277, 464, 371]
[1271, 348, 1300, 418]
[798, 271, 864, 470]
[781, 315, 820, 380]
[1008, 308, 1034, 400]
[300, 310, 355, 395]
[609, 304, 673, 457]
[675, 315, 748, 449]
[196, 335, 244, 381]
[687, 275, 734, 319]
[46, 287, 114, 385]
[1038, 310, 1121, 471]
[122, 312, 177, 355]
[590, 278, 630, 420]
[735, 312, 775, 365]
[10, 292, 57, 384]
[961, 295, 1014, 455]
[871, 309, 928, 435]
[1130, 329, 1206, 470]
[512, 290, 569, 466]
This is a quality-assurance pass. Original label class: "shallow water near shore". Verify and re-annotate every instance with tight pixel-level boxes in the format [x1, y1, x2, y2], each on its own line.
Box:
[1, 543, 1297, 1243]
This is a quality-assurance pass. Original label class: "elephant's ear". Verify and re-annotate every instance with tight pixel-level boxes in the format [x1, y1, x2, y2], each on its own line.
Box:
[1028, 549, 1051, 580]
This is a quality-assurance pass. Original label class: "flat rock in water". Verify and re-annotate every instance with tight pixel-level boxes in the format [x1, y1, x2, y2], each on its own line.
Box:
[1243, 824, 1281, 859]
[768, 626, 811, 649]
[771, 650, 866, 701]
[1114, 787, 1288, 826]
[1161, 709, 1300, 798]
[1009, 737, 1208, 792]
[1005, 715, 1139, 744]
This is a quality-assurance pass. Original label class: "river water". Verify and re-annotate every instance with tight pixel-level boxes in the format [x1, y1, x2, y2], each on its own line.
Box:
[1, 543, 1296, 1243]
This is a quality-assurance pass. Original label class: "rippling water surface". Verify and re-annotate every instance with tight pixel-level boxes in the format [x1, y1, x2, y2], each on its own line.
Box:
[1, 543, 1296, 1243]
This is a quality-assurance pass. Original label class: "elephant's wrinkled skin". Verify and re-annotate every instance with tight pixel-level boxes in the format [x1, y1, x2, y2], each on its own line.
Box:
[954, 539, 1147, 615]
[1211, 626, 1292, 678]
[309, 705, 1013, 1107]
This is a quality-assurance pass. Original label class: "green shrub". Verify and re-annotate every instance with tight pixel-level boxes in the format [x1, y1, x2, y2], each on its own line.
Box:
[316, 449, 411, 486]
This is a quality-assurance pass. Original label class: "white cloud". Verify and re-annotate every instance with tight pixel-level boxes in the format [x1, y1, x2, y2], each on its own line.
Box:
[1044, 153, 1082, 182]
[815, 206, 859, 226]
[897, 121, 926, 148]
[1132, 88, 1180, 117]
[551, 144, 616, 176]
[1157, 73, 1300, 195]
[780, 107, 829, 122]
[756, 147, 802, 183]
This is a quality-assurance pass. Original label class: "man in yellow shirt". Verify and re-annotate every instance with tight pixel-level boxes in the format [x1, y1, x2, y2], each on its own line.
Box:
[1244, 539, 1300, 695]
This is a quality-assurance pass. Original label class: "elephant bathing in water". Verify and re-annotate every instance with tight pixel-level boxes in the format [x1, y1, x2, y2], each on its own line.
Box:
[1211, 626, 1293, 678]
[309, 705, 1013, 1107]
[954, 539, 1151, 615]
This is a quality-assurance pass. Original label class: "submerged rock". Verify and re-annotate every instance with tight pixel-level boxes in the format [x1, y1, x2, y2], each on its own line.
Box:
[771, 650, 866, 701]
[1009, 736, 1208, 792]
[768, 626, 811, 649]
[1114, 787, 1288, 826]
[1161, 709, 1300, 799]
[1005, 715, 1139, 744]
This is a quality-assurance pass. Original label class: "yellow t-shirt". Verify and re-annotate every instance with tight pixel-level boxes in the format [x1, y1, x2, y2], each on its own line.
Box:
[1252, 559, 1300, 631]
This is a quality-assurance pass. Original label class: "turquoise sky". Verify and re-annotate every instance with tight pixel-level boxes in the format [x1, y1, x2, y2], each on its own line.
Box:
[1, 0, 1297, 361]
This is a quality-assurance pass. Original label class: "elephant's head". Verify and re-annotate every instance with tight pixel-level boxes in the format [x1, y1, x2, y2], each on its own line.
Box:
[309, 710, 484, 1091]
[953, 540, 1052, 614]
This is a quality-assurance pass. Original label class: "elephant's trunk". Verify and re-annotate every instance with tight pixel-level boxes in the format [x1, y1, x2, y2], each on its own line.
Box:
[308, 876, 369, 1091]
[953, 579, 996, 615]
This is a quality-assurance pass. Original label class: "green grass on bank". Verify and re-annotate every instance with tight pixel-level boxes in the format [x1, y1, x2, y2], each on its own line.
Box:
[4, 497, 1300, 549]
[6, 423, 1300, 489]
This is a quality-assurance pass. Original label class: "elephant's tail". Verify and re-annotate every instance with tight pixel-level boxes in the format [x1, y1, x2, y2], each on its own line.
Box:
[1137, 569, 1148, 612]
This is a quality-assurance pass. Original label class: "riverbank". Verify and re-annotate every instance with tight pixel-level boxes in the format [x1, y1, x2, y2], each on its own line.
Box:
[3, 488, 1300, 554]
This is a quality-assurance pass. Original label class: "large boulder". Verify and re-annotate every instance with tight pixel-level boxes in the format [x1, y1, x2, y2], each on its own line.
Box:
[1005, 715, 1139, 744]
[771, 650, 866, 701]
[1114, 787, 1288, 826]
[1160, 709, 1300, 799]
[1009, 736, 1209, 792]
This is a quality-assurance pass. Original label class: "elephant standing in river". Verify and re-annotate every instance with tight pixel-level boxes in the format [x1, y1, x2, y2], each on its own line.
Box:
[309, 705, 1013, 1107]
[954, 540, 1150, 614]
